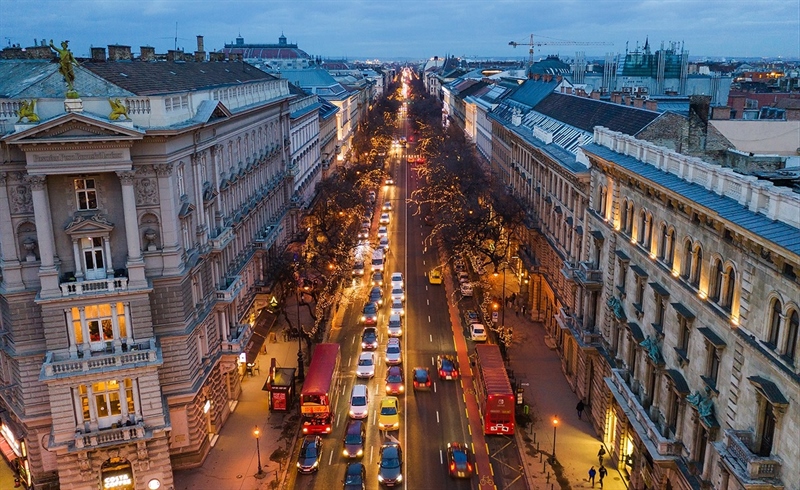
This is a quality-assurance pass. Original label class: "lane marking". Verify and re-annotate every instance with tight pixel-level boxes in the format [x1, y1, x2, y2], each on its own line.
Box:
[428, 316, 431, 323]
[436, 411, 440, 423]
[429, 334, 433, 342]
[328, 448, 334, 465]
[439, 449, 443, 465]
[434, 382, 437, 393]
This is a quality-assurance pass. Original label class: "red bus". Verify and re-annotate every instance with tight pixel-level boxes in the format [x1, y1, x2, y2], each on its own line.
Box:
[300, 343, 341, 435]
[474, 344, 515, 435]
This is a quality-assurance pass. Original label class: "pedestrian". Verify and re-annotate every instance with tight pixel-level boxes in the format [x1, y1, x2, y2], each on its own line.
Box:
[598, 465, 607, 488]
[598, 445, 606, 465]
[588, 466, 596, 487]
[576, 399, 586, 419]
[515, 305, 519, 316]
[521, 304, 527, 316]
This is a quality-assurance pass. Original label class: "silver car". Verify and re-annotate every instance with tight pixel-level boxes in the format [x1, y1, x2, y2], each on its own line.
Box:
[385, 338, 402, 365]
[356, 352, 376, 378]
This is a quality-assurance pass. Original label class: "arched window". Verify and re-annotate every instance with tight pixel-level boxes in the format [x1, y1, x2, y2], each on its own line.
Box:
[637, 210, 647, 244]
[682, 240, 693, 279]
[645, 213, 653, 248]
[626, 202, 635, 235]
[659, 223, 668, 259]
[785, 310, 799, 363]
[621, 200, 629, 234]
[723, 267, 736, 311]
[709, 259, 724, 302]
[666, 228, 675, 266]
[768, 299, 782, 347]
[691, 246, 703, 287]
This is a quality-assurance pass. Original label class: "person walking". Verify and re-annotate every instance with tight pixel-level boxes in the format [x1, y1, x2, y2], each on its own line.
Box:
[598, 445, 606, 465]
[576, 399, 586, 419]
[588, 466, 597, 487]
[598, 465, 608, 488]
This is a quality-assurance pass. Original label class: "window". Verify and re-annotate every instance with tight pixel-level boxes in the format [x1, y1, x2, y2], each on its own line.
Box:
[706, 345, 720, 389]
[691, 246, 703, 287]
[722, 267, 736, 311]
[758, 402, 776, 457]
[681, 240, 693, 279]
[678, 316, 691, 353]
[654, 296, 666, 332]
[635, 277, 645, 307]
[621, 200, 629, 233]
[75, 178, 98, 210]
[177, 164, 186, 198]
[665, 228, 675, 266]
[709, 259, 723, 302]
[626, 202, 635, 235]
[70, 303, 128, 351]
[666, 389, 680, 435]
[768, 299, 782, 347]
[76, 378, 137, 429]
[618, 261, 628, 293]
[784, 310, 799, 363]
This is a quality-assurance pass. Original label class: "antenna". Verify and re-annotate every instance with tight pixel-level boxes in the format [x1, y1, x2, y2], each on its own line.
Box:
[174, 22, 178, 51]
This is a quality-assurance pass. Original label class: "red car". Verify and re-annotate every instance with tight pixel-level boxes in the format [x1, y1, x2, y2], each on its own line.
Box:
[412, 367, 431, 390]
[437, 355, 459, 380]
[385, 366, 404, 395]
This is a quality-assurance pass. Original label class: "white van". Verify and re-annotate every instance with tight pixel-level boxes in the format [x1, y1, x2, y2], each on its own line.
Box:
[349, 384, 369, 419]
[371, 249, 385, 272]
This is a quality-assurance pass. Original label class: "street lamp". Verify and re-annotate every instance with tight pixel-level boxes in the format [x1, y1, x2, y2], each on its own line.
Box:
[296, 277, 305, 382]
[253, 425, 265, 479]
[551, 416, 559, 463]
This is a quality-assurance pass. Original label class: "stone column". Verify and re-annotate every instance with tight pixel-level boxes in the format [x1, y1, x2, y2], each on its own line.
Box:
[110, 302, 122, 351]
[103, 236, 114, 276]
[27, 175, 61, 297]
[155, 164, 182, 275]
[67, 309, 79, 359]
[72, 238, 84, 281]
[117, 171, 147, 288]
[79, 306, 91, 354]
[0, 173, 24, 290]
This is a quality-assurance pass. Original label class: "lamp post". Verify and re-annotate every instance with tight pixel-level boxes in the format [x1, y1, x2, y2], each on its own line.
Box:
[551, 416, 559, 463]
[253, 425, 265, 479]
[296, 283, 304, 382]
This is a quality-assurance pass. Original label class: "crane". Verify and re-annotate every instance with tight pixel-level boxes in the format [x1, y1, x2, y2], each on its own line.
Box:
[509, 34, 612, 69]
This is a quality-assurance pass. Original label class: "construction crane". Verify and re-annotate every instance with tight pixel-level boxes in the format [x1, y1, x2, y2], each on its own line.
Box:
[509, 34, 612, 69]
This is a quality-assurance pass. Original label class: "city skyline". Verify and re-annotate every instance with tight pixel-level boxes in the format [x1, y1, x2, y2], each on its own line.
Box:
[2, 0, 798, 61]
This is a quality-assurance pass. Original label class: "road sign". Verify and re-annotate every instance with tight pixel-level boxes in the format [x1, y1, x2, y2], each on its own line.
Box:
[491, 311, 499, 323]
[269, 296, 279, 308]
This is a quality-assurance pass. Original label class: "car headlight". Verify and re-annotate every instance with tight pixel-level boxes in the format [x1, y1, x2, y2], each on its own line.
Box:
[385, 385, 390, 392]
[343, 449, 349, 456]
[357, 449, 363, 456]
[312, 461, 319, 468]
[396, 474, 403, 482]
[349, 410, 355, 416]
[399, 386, 404, 392]
[378, 475, 384, 482]
[297, 462, 301, 468]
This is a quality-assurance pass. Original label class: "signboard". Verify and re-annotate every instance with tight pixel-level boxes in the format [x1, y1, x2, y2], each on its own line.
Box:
[269, 296, 279, 309]
[301, 405, 328, 414]
[491, 311, 499, 323]
[273, 392, 287, 411]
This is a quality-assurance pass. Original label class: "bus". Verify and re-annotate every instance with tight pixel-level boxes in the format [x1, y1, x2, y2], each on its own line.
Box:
[300, 343, 341, 435]
[474, 344, 515, 435]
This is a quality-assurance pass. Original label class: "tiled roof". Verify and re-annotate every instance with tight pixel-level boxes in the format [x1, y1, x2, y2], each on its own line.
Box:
[222, 47, 310, 59]
[509, 79, 558, 108]
[534, 93, 660, 135]
[583, 143, 800, 256]
[0, 59, 133, 99]
[83, 61, 275, 96]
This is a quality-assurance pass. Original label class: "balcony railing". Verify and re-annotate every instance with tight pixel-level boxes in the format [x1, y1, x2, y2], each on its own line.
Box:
[722, 429, 782, 481]
[60, 277, 128, 297]
[74, 421, 146, 449]
[561, 261, 578, 281]
[216, 275, 243, 303]
[41, 338, 160, 380]
[210, 226, 235, 251]
[575, 261, 603, 286]
[221, 323, 253, 355]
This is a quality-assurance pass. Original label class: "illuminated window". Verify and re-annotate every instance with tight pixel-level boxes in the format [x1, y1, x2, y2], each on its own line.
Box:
[76, 378, 138, 428]
[70, 303, 128, 349]
[75, 178, 98, 210]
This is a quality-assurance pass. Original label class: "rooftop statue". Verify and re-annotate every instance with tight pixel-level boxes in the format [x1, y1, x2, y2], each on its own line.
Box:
[16, 99, 39, 123]
[49, 39, 79, 98]
[109, 99, 131, 121]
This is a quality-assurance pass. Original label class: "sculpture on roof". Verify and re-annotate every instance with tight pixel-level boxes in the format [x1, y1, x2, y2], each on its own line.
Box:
[108, 99, 131, 121]
[49, 40, 79, 98]
[15, 99, 39, 123]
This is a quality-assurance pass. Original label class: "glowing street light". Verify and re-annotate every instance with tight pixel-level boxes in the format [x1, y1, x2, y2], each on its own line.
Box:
[551, 416, 559, 463]
[253, 425, 265, 479]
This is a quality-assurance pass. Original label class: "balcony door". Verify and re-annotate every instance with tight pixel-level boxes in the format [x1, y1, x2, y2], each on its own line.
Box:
[81, 237, 106, 280]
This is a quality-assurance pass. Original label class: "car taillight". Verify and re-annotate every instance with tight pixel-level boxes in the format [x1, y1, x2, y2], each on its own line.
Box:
[450, 462, 455, 471]
[453, 370, 458, 377]
[467, 462, 472, 470]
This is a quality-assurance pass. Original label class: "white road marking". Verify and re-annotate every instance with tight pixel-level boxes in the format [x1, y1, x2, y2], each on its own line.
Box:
[427, 299, 429, 306]
[440, 449, 444, 464]
[429, 334, 433, 342]
[370, 445, 375, 463]
[328, 449, 334, 465]
[434, 382, 437, 393]
[428, 316, 431, 323]
[431, 356, 435, 365]
[436, 411, 440, 423]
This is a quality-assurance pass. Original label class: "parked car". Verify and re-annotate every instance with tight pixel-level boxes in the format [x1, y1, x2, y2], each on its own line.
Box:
[460, 282, 473, 297]
[470, 323, 487, 342]
[464, 310, 479, 324]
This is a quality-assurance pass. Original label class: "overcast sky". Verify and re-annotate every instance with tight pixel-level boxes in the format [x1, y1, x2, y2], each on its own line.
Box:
[2, 0, 798, 61]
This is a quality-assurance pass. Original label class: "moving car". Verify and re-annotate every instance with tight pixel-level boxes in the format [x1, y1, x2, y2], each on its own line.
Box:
[382, 201, 393, 211]
[296, 435, 323, 473]
[361, 327, 379, 349]
[464, 310, 479, 324]
[372, 271, 384, 287]
[384, 177, 394, 186]
[348, 384, 369, 419]
[342, 420, 366, 458]
[446, 442, 473, 478]
[377, 397, 400, 430]
[390, 272, 404, 288]
[457, 271, 470, 283]
[356, 352, 376, 378]
[343, 462, 366, 490]
[379, 213, 391, 225]
[379, 236, 390, 252]
[387, 314, 402, 337]
[352, 261, 365, 277]
[359, 222, 370, 239]
[377, 226, 389, 238]
[390, 299, 404, 316]
[428, 269, 442, 284]
[378, 442, 403, 486]
[385, 366, 404, 395]
[470, 323, 487, 342]
[384, 338, 402, 365]
[371, 249, 385, 272]
[460, 282, 473, 297]
[361, 303, 379, 324]
[437, 354, 460, 380]
[390, 287, 405, 302]
[412, 367, 432, 390]
[369, 286, 384, 306]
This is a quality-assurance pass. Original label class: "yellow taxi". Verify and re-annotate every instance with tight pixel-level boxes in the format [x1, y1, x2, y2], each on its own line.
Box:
[428, 269, 443, 284]
[378, 396, 400, 431]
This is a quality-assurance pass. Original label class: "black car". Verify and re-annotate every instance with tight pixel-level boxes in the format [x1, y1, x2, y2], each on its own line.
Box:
[361, 302, 379, 324]
[342, 420, 365, 458]
[446, 442, 473, 478]
[378, 442, 403, 486]
[297, 435, 322, 473]
[437, 354, 460, 380]
[343, 462, 366, 490]
[369, 286, 384, 305]
[361, 327, 378, 350]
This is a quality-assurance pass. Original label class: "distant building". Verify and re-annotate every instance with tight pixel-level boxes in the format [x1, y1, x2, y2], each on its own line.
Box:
[222, 34, 313, 71]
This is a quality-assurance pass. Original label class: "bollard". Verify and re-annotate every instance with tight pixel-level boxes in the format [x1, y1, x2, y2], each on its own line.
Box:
[542, 459, 546, 473]
[546, 472, 551, 483]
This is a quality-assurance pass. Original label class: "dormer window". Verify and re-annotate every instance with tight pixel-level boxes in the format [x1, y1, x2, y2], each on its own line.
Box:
[75, 178, 98, 210]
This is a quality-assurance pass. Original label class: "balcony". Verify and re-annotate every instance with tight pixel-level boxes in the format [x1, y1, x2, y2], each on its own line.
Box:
[575, 261, 603, 289]
[60, 276, 128, 297]
[221, 323, 253, 356]
[41, 338, 161, 381]
[216, 275, 243, 303]
[74, 421, 147, 450]
[716, 429, 783, 484]
[210, 226, 235, 251]
[608, 368, 683, 457]
[561, 260, 578, 281]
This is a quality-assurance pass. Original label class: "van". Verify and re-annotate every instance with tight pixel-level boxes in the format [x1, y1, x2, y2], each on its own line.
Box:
[371, 249, 385, 272]
[387, 314, 402, 337]
[349, 384, 369, 419]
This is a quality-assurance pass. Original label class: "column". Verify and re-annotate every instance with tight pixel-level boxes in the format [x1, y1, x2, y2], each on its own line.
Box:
[0, 173, 24, 290]
[123, 303, 134, 346]
[103, 236, 114, 276]
[117, 171, 146, 288]
[110, 303, 122, 351]
[67, 309, 79, 359]
[27, 175, 61, 297]
[79, 307, 91, 354]
[72, 239, 84, 281]
[118, 381, 129, 420]
[155, 164, 182, 274]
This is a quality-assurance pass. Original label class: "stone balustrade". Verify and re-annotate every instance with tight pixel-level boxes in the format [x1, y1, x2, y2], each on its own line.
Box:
[41, 338, 160, 380]
[60, 277, 128, 297]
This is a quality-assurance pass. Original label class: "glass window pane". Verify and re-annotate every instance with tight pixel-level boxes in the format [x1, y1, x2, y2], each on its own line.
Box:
[109, 392, 121, 416]
[81, 394, 90, 421]
[73, 320, 83, 344]
[117, 304, 127, 338]
[88, 321, 100, 342]
[102, 319, 113, 340]
[95, 394, 109, 417]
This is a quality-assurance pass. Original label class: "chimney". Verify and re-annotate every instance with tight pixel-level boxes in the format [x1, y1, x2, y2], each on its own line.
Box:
[611, 92, 622, 104]
[167, 49, 179, 61]
[556, 75, 562, 83]
[196, 35, 204, 53]
[711, 106, 732, 120]
[195, 35, 206, 62]
[644, 99, 658, 111]
[532, 74, 541, 81]
[565, 86, 572, 94]
[623, 95, 631, 106]
[26, 45, 52, 59]
[543, 74, 552, 82]
[108, 45, 132, 61]
[633, 97, 644, 108]
[139, 46, 155, 61]
[590, 91, 601, 100]
[91, 47, 106, 61]
[209, 51, 224, 62]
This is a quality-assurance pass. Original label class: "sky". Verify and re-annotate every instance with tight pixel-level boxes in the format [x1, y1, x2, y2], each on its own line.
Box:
[1, 0, 798, 61]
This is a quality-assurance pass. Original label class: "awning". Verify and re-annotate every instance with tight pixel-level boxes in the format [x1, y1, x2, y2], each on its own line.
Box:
[630, 265, 648, 277]
[748, 376, 789, 408]
[246, 308, 278, 364]
[590, 230, 605, 242]
[649, 282, 670, 297]
[626, 321, 645, 342]
[671, 302, 696, 320]
[664, 369, 691, 394]
[698, 327, 726, 348]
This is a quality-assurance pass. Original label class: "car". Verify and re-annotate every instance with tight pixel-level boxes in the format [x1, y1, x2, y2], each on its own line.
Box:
[378, 226, 389, 238]
[379, 236, 390, 252]
[349, 384, 369, 419]
[384, 177, 394, 186]
[429, 269, 443, 284]
[361, 326, 379, 349]
[387, 314, 403, 337]
[454, 260, 465, 273]
[377, 396, 400, 431]
[361, 303, 379, 324]
[412, 367, 432, 390]
[379, 213, 390, 224]
[390, 287, 405, 302]
[385, 338, 402, 365]
[356, 352, 376, 378]
[437, 354, 459, 380]
[464, 310, 479, 324]
[359, 222, 370, 239]
[369, 286, 384, 306]
[343, 462, 366, 490]
[352, 261, 365, 277]
[460, 282, 474, 297]
[390, 299, 404, 316]
[446, 442, 473, 478]
[382, 201, 393, 212]
[372, 271, 384, 287]
[390, 272, 404, 288]
[378, 442, 403, 486]
[385, 365, 404, 395]
[296, 435, 323, 473]
[342, 420, 366, 458]
[470, 323, 487, 342]
[457, 271, 470, 284]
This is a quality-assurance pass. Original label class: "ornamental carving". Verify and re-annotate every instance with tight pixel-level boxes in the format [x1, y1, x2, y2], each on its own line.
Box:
[10, 182, 33, 214]
[154, 163, 173, 177]
[135, 177, 159, 206]
[116, 171, 136, 186]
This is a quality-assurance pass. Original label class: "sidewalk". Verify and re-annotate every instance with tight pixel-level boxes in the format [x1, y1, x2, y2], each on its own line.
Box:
[488, 272, 629, 490]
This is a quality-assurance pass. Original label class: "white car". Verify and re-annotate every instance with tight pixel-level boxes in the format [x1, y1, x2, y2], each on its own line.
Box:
[356, 352, 376, 378]
[379, 213, 390, 225]
[390, 299, 404, 316]
[379, 236, 390, 252]
[382, 201, 393, 212]
[387, 314, 403, 337]
[378, 226, 388, 238]
[385, 338, 402, 365]
[390, 272, 404, 289]
[458, 271, 470, 283]
[460, 282, 473, 297]
[470, 323, 487, 342]
[390, 287, 405, 302]
[349, 384, 369, 419]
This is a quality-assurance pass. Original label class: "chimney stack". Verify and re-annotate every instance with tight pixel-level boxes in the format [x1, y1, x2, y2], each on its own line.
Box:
[209, 51, 224, 62]
[167, 49, 179, 62]
[140, 46, 155, 61]
[108, 45, 132, 61]
[611, 92, 622, 104]
[633, 97, 644, 109]
[711, 105, 732, 120]
[91, 47, 106, 61]
[590, 91, 601, 100]
[645, 99, 658, 111]
[194, 35, 206, 62]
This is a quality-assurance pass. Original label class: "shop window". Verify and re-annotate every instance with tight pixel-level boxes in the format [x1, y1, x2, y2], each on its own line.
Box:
[75, 178, 98, 210]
